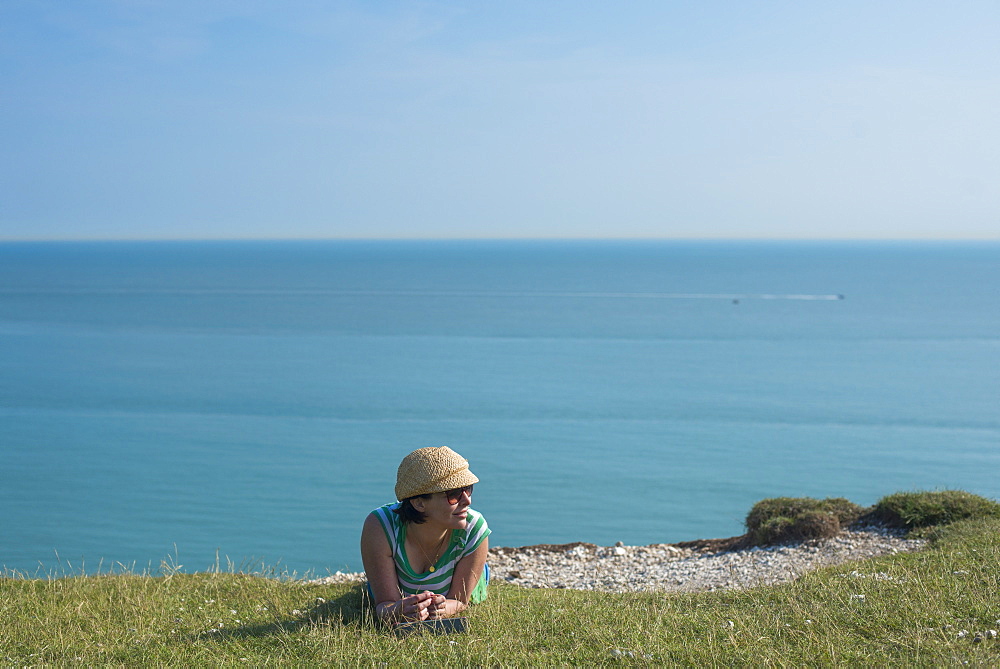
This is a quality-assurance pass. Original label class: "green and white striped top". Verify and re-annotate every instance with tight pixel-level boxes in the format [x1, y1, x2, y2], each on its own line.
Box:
[371, 502, 491, 603]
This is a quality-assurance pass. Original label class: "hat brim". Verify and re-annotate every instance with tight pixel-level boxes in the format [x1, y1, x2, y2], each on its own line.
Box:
[402, 468, 479, 500]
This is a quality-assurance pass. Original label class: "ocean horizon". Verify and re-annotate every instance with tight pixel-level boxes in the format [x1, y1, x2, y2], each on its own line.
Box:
[2, 239, 998, 576]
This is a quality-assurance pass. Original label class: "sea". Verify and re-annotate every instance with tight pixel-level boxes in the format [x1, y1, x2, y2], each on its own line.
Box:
[1, 239, 998, 577]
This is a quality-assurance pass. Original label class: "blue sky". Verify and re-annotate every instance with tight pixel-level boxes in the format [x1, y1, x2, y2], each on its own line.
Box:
[2, 1, 998, 240]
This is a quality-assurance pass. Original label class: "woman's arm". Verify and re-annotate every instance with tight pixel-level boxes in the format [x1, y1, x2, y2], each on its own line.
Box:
[360, 513, 442, 623]
[433, 535, 489, 619]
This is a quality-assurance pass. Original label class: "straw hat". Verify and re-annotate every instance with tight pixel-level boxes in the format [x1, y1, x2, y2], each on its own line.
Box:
[395, 446, 479, 501]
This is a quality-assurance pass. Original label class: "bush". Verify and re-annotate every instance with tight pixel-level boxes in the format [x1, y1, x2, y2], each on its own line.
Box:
[872, 490, 1000, 530]
[745, 497, 863, 546]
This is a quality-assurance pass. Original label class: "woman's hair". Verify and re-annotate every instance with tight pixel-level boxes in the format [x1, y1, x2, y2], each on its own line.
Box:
[393, 494, 432, 524]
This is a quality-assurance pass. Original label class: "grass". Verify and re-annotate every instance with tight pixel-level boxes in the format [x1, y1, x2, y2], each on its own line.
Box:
[4, 493, 1000, 666]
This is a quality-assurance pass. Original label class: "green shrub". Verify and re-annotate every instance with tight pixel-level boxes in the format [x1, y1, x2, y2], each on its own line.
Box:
[872, 490, 1000, 530]
[745, 497, 863, 546]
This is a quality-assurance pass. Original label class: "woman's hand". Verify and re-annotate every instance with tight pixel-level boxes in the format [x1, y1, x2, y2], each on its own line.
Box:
[379, 591, 446, 622]
[424, 593, 450, 619]
[407, 591, 445, 620]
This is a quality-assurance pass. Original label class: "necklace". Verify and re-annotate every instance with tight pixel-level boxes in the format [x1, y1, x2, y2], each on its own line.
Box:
[415, 531, 449, 573]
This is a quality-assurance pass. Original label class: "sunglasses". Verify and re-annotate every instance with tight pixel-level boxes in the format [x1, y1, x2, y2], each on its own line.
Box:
[441, 485, 474, 504]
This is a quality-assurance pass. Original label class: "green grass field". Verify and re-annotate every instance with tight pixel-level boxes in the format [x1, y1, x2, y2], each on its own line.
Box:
[4, 494, 999, 666]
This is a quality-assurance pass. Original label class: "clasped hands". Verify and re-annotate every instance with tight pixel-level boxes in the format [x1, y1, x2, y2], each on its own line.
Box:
[401, 590, 448, 620]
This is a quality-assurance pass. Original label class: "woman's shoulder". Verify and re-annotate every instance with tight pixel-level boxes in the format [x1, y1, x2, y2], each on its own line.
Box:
[371, 501, 400, 514]
[464, 507, 490, 532]
[456, 507, 490, 555]
[368, 502, 401, 524]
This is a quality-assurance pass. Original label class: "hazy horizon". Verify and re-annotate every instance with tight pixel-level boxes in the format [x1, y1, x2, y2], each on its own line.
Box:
[3, 236, 998, 244]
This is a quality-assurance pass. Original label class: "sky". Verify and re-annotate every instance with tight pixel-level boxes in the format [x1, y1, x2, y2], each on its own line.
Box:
[2, 1, 999, 241]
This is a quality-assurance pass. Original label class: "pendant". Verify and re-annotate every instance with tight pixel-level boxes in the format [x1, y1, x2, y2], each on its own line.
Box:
[429, 566, 435, 572]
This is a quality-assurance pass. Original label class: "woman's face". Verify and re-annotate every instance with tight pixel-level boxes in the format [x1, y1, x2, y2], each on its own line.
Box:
[414, 486, 473, 530]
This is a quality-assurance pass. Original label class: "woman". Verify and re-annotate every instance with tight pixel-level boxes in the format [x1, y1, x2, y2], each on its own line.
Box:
[360, 446, 490, 623]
